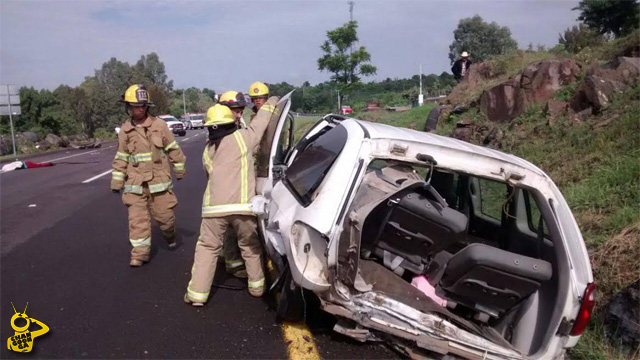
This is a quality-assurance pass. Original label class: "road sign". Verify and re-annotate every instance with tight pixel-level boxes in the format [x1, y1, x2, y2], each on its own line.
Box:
[0, 105, 21, 115]
[1, 84, 21, 158]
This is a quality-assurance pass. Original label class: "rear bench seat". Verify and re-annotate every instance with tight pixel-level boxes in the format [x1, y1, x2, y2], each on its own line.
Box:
[439, 243, 552, 321]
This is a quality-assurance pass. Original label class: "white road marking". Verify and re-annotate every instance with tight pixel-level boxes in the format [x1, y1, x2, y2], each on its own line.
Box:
[180, 137, 191, 142]
[45, 145, 115, 163]
[82, 169, 113, 183]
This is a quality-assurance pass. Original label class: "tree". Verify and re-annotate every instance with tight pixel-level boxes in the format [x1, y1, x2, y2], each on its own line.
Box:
[131, 53, 173, 92]
[559, 24, 606, 53]
[317, 21, 377, 109]
[448, 15, 518, 64]
[574, 0, 639, 37]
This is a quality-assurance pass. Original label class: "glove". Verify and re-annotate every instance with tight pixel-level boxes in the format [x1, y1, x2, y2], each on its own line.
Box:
[112, 189, 121, 194]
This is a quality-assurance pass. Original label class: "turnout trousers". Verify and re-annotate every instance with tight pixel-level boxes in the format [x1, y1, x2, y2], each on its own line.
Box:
[186, 215, 265, 302]
[122, 185, 178, 261]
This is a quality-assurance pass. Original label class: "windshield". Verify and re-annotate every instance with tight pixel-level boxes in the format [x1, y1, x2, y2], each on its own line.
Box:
[191, 115, 204, 120]
[162, 116, 178, 122]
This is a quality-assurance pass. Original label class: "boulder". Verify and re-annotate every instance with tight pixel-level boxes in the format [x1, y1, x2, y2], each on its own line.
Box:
[36, 141, 51, 151]
[44, 133, 62, 148]
[0, 136, 12, 155]
[60, 135, 70, 147]
[605, 280, 640, 353]
[483, 127, 504, 147]
[21, 131, 39, 143]
[423, 106, 441, 132]
[587, 57, 640, 86]
[521, 59, 581, 104]
[572, 75, 628, 111]
[480, 76, 526, 122]
[451, 122, 473, 142]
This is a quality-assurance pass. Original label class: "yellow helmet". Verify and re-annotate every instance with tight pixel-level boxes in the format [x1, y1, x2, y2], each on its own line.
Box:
[120, 84, 154, 106]
[219, 91, 247, 108]
[205, 104, 235, 127]
[248, 81, 269, 97]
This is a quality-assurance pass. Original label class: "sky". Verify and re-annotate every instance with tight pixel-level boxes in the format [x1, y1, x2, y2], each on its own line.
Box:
[0, 0, 580, 92]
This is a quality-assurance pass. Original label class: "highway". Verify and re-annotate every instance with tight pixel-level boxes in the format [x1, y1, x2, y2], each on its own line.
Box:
[0, 129, 396, 359]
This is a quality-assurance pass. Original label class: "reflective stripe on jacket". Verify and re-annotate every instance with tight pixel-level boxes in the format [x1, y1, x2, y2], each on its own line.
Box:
[111, 116, 187, 194]
[201, 97, 279, 217]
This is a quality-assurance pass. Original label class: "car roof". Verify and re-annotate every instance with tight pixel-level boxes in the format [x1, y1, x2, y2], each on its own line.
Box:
[351, 119, 546, 176]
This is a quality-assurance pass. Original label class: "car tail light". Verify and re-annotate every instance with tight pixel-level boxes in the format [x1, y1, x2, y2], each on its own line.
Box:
[570, 282, 595, 336]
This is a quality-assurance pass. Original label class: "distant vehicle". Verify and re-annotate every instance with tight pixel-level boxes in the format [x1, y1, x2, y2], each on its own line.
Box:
[340, 105, 353, 115]
[158, 115, 186, 136]
[182, 113, 205, 130]
[364, 101, 381, 112]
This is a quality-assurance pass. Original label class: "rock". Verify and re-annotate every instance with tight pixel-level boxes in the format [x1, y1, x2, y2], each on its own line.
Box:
[21, 131, 39, 143]
[60, 135, 70, 147]
[571, 57, 640, 112]
[544, 100, 569, 125]
[479, 76, 526, 122]
[423, 106, 441, 132]
[44, 133, 62, 148]
[0, 135, 12, 155]
[451, 122, 473, 142]
[483, 127, 504, 147]
[605, 280, 640, 353]
[573, 75, 628, 111]
[36, 141, 51, 151]
[521, 59, 581, 104]
[587, 57, 640, 86]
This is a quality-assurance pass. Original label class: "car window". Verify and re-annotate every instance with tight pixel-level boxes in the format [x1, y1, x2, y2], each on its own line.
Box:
[524, 190, 550, 237]
[192, 115, 204, 120]
[477, 178, 508, 221]
[285, 124, 348, 206]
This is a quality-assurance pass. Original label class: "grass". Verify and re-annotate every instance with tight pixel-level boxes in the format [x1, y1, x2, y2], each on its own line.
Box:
[356, 102, 436, 129]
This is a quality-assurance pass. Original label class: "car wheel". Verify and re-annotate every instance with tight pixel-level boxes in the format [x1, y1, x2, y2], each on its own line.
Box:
[276, 269, 305, 323]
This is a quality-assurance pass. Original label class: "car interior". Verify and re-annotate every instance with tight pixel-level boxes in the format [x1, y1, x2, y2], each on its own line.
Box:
[346, 159, 563, 355]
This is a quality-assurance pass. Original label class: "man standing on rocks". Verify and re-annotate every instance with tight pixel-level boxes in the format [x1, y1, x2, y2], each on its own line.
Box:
[452, 52, 472, 83]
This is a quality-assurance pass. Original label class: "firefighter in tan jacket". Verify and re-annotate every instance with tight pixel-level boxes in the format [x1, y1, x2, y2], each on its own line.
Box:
[185, 100, 278, 306]
[111, 84, 187, 267]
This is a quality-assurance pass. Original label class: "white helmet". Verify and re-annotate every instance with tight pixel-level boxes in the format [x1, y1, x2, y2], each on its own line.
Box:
[461, 51, 470, 57]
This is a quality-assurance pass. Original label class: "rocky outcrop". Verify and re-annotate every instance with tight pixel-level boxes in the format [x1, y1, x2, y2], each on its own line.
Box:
[479, 59, 581, 122]
[571, 57, 640, 112]
[479, 76, 526, 122]
[44, 133, 62, 148]
[544, 100, 570, 125]
[605, 280, 639, 353]
[22, 132, 39, 143]
[521, 59, 581, 104]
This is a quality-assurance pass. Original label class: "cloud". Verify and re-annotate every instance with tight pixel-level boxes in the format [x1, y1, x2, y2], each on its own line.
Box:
[0, 0, 580, 92]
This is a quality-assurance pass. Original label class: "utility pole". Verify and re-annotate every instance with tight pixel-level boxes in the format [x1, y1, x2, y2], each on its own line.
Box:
[348, 1, 354, 21]
[418, 63, 424, 106]
[182, 91, 187, 116]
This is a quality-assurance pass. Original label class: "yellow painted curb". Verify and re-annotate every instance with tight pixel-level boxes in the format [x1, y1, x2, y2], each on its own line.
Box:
[282, 322, 320, 360]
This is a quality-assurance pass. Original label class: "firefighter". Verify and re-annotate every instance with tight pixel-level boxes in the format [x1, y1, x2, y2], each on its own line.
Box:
[248, 81, 269, 118]
[185, 99, 278, 306]
[216, 90, 250, 278]
[111, 84, 186, 267]
[219, 90, 247, 128]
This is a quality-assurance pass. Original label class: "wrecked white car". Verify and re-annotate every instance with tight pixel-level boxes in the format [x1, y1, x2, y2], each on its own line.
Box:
[256, 92, 595, 359]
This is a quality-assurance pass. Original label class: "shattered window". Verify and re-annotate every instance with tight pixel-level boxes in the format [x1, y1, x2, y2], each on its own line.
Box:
[285, 124, 348, 206]
[478, 178, 508, 221]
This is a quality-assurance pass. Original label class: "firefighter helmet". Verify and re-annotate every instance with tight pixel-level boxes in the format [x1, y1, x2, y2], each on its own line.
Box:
[204, 104, 235, 127]
[120, 84, 154, 106]
[248, 82, 269, 97]
[219, 91, 247, 108]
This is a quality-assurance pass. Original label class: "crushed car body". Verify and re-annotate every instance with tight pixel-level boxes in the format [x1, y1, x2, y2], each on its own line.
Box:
[256, 92, 594, 359]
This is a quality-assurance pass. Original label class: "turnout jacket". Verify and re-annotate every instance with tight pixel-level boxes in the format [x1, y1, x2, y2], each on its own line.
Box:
[111, 115, 186, 194]
[201, 97, 279, 218]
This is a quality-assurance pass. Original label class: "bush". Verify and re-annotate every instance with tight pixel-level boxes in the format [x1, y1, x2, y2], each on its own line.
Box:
[93, 127, 118, 141]
[559, 24, 606, 54]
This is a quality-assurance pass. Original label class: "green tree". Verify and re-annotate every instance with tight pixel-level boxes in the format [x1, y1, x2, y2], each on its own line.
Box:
[131, 52, 173, 92]
[448, 15, 518, 64]
[559, 24, 606, 53]
[574, 0, 639, 37]
[317, 21, 377, 109]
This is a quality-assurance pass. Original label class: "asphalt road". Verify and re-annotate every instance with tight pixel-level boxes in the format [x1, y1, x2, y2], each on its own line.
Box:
[0, 129, 396, 359]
